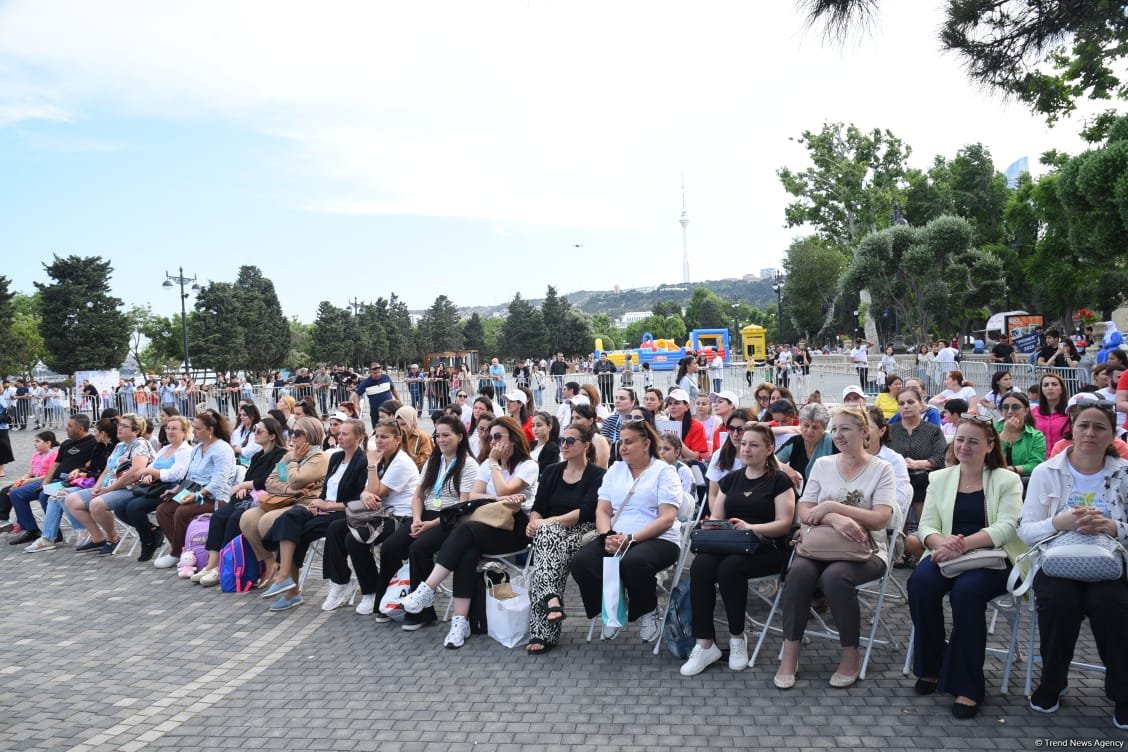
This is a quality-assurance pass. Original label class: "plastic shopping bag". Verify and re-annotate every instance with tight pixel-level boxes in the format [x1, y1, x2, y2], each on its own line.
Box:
[377, 564, 412, 621]
[485, 577, 530, 648]
[601, 548, 629, 629]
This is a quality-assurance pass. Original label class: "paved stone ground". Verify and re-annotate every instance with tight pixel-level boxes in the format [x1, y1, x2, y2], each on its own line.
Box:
[0, 428, 1121, 751]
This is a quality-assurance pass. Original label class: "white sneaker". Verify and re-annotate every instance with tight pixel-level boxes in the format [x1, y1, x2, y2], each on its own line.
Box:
[153, 553, 178, 569]
[728, 636, 748, 671]
[25, 537, 57, 553]
[600, 622, 620, 640]
[355, 593, 377, 615]
[399, 583, 435, 614]
[321, 581, 355, 612]
[443, 615, 471, 649]
[679, 643, 723, 676]
[190, 567, 215, 583]
[638, 610, 660, 643]
[199, 569, 220, 588]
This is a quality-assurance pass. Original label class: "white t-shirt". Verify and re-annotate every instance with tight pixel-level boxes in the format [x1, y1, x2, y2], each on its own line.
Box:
[324, 459, 348, 503]
[378, 451, 421, 517]
[477, 458, 539, 500]
[709, 355, 724, 377]
[706, 446, 744, 484]
[876, 445, 912, 519]
[1066, 459, 1106, 513]
[597, 459, 683, 545]
[673, 462, 695, 495]
[850, 346, 869, 367]
[937, 386, 977, 403]
[421, 455, 480, 512]
[935, 347, 958, 364]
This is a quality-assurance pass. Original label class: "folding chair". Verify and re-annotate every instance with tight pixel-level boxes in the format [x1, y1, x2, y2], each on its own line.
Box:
[443, 546, 535, 621]
[900, 590, 1025, 694]
[749, 504, 904, 680]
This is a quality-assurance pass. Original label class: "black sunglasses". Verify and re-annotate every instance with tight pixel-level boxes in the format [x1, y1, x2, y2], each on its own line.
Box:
[560, 436, 580, 447]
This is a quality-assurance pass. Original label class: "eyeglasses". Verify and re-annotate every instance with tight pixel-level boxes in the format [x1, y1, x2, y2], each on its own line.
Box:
[1000, 403, 1025, 412]
[456, 393, 467, 398]
[959, 413, 995, 424]
[1072, 399, 1116, 412]
[489, 433, 507, 443]
[756, 395, 770, 402]
[726, 424, 746, 434]
[560, 436, 580, 447]
[291, 429, 305, 438]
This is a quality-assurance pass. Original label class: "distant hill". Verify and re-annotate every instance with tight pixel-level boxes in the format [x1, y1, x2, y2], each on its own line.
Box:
[455, 278, 779, 319]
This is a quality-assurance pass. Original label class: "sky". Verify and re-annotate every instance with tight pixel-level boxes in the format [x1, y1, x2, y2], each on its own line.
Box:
[0, 0, 1098, 322]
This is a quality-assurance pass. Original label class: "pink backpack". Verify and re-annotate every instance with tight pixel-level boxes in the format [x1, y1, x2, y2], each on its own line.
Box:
[184, 514, 211, 571]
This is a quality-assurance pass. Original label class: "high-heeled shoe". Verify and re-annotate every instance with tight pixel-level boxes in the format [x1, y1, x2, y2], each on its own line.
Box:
[773, 672, 797, 689]
[829, 670, 860, 688]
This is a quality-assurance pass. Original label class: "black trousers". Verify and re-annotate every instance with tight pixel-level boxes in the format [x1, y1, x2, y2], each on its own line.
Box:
[323, 515, 398, 594]
[114, 493, 164, 546]
[1034, 571, 1128, 703]
[570, 537, 680, 622]
[404, 511, 450, 624]
[263, 506, 342, 571]
[434, 520, 531, 599]
[690, 546, 787, 639]
[205, 502, 246, 552]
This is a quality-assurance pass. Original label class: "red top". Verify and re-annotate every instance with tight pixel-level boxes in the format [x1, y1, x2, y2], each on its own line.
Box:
[521, 416, 535, 445]
[683, 419, 709, 456]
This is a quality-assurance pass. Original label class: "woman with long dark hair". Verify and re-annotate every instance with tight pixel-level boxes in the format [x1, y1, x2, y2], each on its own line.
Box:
[1032, 373, 1070, 449]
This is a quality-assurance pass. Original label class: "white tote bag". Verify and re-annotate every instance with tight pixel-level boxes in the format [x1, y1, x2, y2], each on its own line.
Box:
[601, 540, 633, 629]
[486, 578, 530, 648]
[377, 563, 412, 622]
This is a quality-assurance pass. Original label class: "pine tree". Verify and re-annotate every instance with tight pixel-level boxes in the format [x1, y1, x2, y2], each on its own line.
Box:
[35, 255, 130, 373]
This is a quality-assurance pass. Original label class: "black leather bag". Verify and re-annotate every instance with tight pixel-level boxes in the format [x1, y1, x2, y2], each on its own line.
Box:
[689, 528, 761, 556]
[133, 482, 171, 499]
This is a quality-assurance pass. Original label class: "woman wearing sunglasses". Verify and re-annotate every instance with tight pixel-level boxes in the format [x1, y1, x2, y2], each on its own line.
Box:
[994, 393, 1046, 478]
[704, 409, 753, 510]
[1020, 399, 1128, 729]
[523, 423, 606, 654]
[907, 415, 1024, 719]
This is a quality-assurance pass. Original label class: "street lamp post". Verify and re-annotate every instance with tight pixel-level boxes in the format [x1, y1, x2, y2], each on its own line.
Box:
[772, 272, 786, 344]
[163, 268, 200, 376]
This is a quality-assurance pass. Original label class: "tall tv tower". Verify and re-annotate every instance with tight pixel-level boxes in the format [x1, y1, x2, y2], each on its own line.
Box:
[679, 175, 690, 285]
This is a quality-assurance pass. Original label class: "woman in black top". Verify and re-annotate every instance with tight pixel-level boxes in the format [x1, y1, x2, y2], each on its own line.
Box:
[679, 423, 796, 677]
[192, 416, 288, 586]
[524, 423, 606, 653]
[530, 411, 560, 475]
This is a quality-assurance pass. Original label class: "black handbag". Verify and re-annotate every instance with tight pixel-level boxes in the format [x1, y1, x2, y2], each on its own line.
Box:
[689, 528, 761, 555]
[133, 482, 170, 499]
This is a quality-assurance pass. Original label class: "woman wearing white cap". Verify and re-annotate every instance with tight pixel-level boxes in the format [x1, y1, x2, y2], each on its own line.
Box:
[504, 387, 536, 444]
[666, 388, 709, 461]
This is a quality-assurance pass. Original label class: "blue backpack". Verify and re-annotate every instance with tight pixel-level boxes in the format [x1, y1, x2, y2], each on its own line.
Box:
[219, 534, 261, 593]
[663, 579, 694, 659]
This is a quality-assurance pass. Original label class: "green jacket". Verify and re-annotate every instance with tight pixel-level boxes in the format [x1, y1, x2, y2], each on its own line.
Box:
[993, 422, 1046, 476]
[917, 465, 1028, 565]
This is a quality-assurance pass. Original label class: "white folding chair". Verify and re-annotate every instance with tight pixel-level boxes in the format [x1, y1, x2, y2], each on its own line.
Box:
[443, 546, 535, 621]
[298, 538, 324, 590]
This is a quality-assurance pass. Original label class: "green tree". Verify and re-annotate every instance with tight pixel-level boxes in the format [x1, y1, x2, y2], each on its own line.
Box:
[540, 286, 569, 355]
[35, 254, 130, 374]
[354, 301, 389, 367]
[191, 283, 245, 374]
[462, 313, 486, 353]
[777, 122, 912, 250]
[782, 237, 848, 341]
[558, 309, 595, 357]
[232, 265, 290, 375]
[7, 311, 46, 376]
[1005, 166, 1077, 322]
[417, 294, 462, 354]
[138, 313, 185, 375]
[311, 301, 352, 365]
[499, 293, 548, 359]
[482, 317, 505, 357]
[652, 299, 683, 317]
[623, 314, 687, 347]
[801, 1, 1128, 123]
[286, 318, 314, 371]
[904, 144, 1009, 244]
[384, 294, 416, 367]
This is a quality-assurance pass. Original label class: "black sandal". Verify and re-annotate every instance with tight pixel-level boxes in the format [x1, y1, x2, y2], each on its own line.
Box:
[542, 594, 566, 622]
[526, 638, 553, 654]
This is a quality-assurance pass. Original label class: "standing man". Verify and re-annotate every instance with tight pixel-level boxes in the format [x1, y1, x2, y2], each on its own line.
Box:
[775, 344, 792, 389]
[709, 350, 724, 393]
[593, 352, 617, 406]
[405, 364, 425, 413]
[849, 338, 874, 392]
[312, 365, 333, 416]
[549, 353, 569, 403]
[489, 358, 507, 408]
[353, 363, 399, 429]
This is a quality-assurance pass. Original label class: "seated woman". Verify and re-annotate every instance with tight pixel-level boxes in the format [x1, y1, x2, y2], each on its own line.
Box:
[230, 403, 262, 466]
[776, 406, 896, 689]
[395, 405, 434, 471]
[67, 413, 154, 554]
[190, 416, 287, 584]
[569, 420, 683, 642]
[1020, 400, 1128, 728]
[112, 416, 193, 561]
[665, 388, 709, 461]
[680, 423, 796, 676]
[238, 416, 327, 584]
[875, 375, 903, 421]
[399, 416, 539, 648]
[260, 418, 369, 611]
[570, 403, 610, 469]
[888, 386, 948, 546]
[705, 409, 753, 509]
[994, 392, 1047, 477]
[529, 411, 560, 473]
[524, 423, 605, 654]
[776, 402, 834, 489]
[153, 410, 236, 569]
[320, 418, 420, 617]
[907, 417, 1025, 718]
[503, 389, 535, 444]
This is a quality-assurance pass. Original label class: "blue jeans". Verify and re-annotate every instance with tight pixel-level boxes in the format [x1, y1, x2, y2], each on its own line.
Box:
[42, 492, 85, 540]
[10, 480, 45, 532]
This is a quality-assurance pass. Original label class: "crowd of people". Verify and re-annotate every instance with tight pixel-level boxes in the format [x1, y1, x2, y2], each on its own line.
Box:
[1, 336, 1126, 729]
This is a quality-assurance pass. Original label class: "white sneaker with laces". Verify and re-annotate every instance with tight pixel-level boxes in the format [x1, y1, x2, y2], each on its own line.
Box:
[600, 622, 620, 640]
[321, 581, 355, 612]
[25, 537, 57, 553]
[679, 643, 723, 676]
[355, 593, 377, 615]
[728, 636, 748, 671]
[443, 615, 471, 649]
[638, 610, 660, 643]
[153, 553, 178, 569]
[399, 583, 435, 614]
